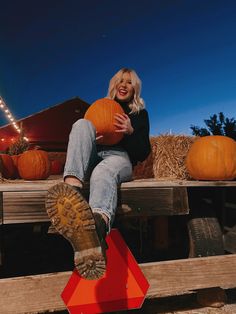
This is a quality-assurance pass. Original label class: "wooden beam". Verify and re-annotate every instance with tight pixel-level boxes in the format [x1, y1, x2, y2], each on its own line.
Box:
[1, 254, 236, 314]
[0, 177, 61, 192]
[142, 254, 236, 298]
[121, 179, 236, 188]
[3, 191, 49, 224]
[1, 177, 236, 193]
[3, 187, 189, 224]
[118, 187, 189, 216]
[3, 176, 235, 224]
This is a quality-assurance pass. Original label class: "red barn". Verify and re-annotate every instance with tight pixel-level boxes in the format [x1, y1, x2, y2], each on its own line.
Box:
[0, 97, 90, 152]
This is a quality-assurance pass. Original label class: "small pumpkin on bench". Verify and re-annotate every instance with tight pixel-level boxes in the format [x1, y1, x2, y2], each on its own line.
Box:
[0, 153, 16, 179]
[50, 159, 64, 175]
[18, 150, 51, 180]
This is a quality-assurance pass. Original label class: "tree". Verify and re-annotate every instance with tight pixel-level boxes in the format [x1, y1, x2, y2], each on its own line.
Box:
[190, 112, 236, 140]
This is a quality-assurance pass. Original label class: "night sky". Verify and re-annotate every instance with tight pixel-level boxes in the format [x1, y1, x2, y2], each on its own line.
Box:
[1, 0, 236, 135]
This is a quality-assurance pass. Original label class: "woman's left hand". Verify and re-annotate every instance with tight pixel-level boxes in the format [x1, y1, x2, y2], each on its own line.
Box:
[95, 131, 103, 143]
[114, 113, 134, 135]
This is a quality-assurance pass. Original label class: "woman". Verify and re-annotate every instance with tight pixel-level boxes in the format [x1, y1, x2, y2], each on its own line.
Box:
[45, 68, 151, 280]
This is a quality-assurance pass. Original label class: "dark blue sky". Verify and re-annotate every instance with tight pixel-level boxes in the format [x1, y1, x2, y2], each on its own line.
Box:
[1, 0, 236, 135]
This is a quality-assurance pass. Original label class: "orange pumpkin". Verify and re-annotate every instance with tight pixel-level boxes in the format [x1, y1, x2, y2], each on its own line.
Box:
[84, 98, 125, 145]
[18, 150, 51, 180]
[0, 154, 16, 179]
[186, 135, 236, 180]
[11, 154, 21, 178]
[50, 160, 64, 175]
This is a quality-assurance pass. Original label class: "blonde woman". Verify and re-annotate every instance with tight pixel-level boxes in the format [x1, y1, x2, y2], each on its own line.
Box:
[46, 68, 151, 280]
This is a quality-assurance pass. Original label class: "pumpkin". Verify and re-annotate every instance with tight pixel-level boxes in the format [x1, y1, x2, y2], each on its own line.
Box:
[186, 135, 236, 180]
[0, 154, 16, 179]
[50, 160, 64, 175]
[18, 150, 51, 180]
[11, 154, 21, 178]
[84, 98, 125, 145]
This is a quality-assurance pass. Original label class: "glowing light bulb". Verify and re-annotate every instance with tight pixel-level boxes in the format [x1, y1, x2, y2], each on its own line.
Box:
[0, 95, 29, 141]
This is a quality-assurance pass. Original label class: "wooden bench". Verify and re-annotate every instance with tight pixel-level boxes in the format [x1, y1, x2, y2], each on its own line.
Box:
[1, 176, 190, 224]
[1, 176, 236, 313]
[2, 176, 235, 223]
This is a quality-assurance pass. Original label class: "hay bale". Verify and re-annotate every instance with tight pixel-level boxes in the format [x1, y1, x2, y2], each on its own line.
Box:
[153, 134, 197, 180]
[132, 137, 156, 179]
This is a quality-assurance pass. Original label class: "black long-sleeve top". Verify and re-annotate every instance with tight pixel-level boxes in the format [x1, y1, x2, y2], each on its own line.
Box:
[119, 102, 151, 166]
[97, 101, 151, 166]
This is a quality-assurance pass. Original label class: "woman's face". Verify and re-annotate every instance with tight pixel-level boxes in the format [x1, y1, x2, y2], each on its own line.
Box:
[115, 72, 134, 102]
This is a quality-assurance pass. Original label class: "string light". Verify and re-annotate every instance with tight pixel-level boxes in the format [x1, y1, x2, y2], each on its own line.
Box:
[0, 96, 29, 141]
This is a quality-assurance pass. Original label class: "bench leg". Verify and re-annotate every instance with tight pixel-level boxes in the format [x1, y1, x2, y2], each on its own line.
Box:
[153, 216, 169, 250]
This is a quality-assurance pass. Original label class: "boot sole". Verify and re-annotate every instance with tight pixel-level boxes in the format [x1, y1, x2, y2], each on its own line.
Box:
[45, 182, 106, 280]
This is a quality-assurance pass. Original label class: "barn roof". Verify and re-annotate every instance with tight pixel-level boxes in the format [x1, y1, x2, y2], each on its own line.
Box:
[0, 97, 90, 151]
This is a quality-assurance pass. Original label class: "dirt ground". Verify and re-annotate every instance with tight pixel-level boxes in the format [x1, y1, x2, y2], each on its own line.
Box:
[129, 293, 236, 314]
[54, 292, 236, 314]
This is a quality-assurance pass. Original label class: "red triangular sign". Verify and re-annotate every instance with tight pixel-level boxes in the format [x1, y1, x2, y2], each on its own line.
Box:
[61, 229, 149, 313]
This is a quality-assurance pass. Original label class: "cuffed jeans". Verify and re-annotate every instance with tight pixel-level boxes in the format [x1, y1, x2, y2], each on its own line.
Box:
[63, 119, 133, 231]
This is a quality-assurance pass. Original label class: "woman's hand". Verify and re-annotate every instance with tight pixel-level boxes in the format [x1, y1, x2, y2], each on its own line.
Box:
[96, 131, 103, 143]
[114, 113, 134, 135]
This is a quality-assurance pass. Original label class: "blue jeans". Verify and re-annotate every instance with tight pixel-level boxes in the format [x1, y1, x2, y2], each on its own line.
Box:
[63, 119, 133, 230]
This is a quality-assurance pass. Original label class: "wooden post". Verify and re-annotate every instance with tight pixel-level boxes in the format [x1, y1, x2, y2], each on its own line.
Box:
[212, 187, 226, 229]
[153, 216, 169, 250]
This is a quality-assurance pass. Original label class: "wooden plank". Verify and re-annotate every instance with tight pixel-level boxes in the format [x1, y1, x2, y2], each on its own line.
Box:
[118, 187, 189, 216]
[3, 191, 48, 224]
[0, 254, 236, 313]
[0, 177, 62, 192]
[1, 177, 236, 193]
[143, 254, 236, 298]
[122, 179, 236, 188]
[0, 271, 67, 314]
[3, 187, 189, 224]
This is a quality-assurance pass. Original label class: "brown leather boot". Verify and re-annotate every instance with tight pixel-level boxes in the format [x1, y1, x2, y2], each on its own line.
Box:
[45, 182, 107, 280]
[93, 212, 108, 250]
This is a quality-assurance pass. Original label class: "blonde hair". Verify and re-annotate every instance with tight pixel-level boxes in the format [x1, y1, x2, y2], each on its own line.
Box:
[107, 68, 145, 113]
